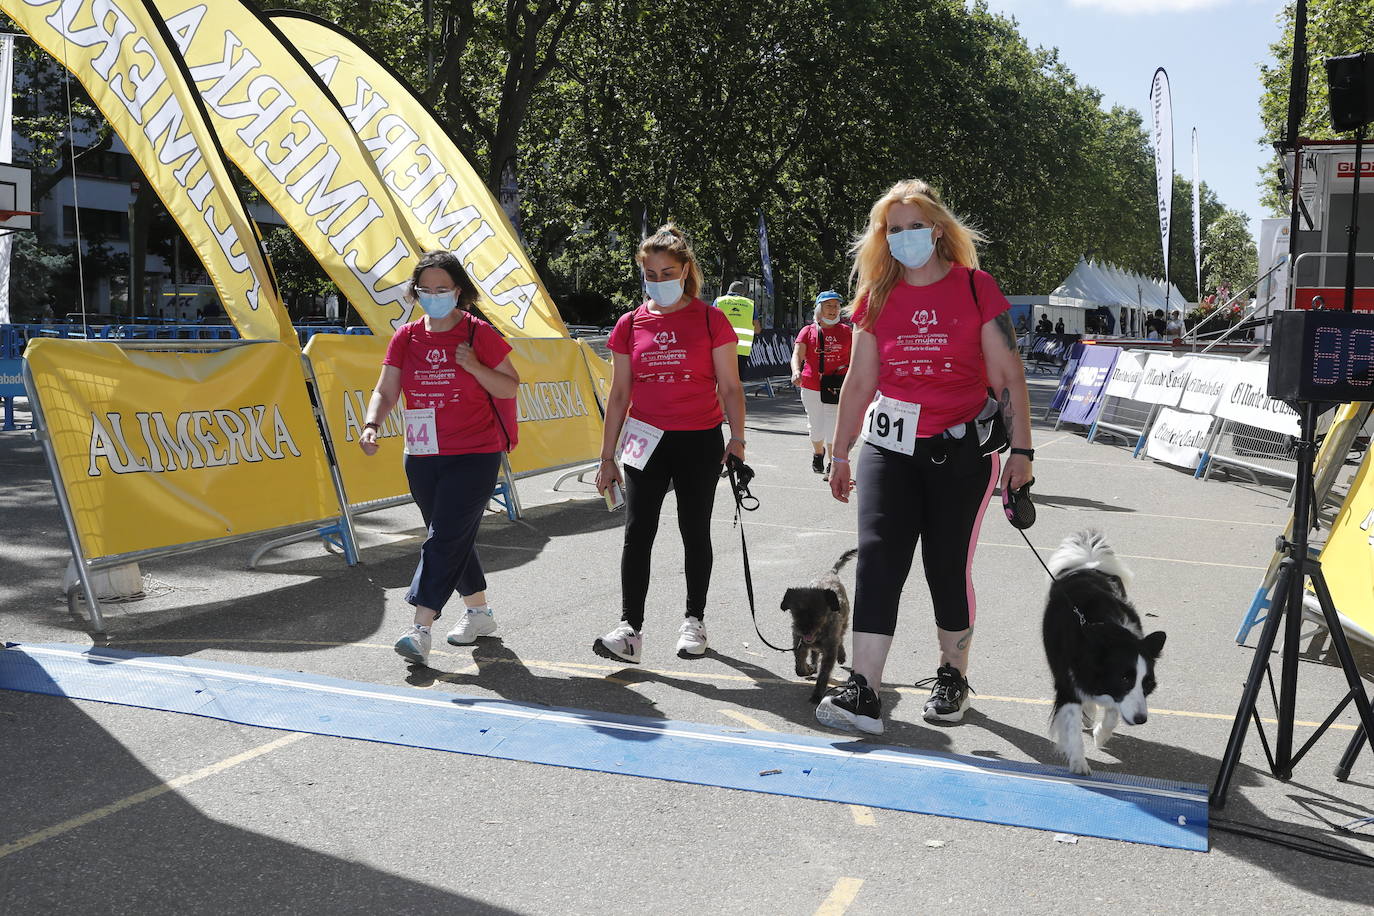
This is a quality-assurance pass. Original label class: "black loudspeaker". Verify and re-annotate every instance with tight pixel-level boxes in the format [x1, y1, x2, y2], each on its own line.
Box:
[1326, 52, 1374, 132]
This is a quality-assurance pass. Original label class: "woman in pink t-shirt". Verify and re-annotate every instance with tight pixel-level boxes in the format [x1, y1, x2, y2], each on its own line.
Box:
[591, 225, 746, 664]
[790, 290, 853, 480]
[814, 180, 1034, 736]
[358, 250, 520, 667]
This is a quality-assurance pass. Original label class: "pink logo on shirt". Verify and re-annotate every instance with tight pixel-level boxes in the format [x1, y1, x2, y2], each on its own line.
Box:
[912, 309, 939, 333]
[424, 348, 448, 368]
[654, 330, 677, 349]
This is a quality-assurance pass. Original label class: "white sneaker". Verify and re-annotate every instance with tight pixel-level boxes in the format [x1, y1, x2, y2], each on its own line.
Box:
[675, 616, 708, 658]
[592, 622, 642, 664]
[394, 625, 432, 665]
[446, 607, 497, 646]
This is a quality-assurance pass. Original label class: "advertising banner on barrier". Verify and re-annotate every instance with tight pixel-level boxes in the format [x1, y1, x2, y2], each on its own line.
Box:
[1104, 350, 1147, 399]
[1178, 356, 1233, 414]
[1047, 342, 1086, 413]
[1059, 345, 1119, 425]
[1, 0, 293, 343]
[1145, 406, 1214, 469]
[1315, 449, 1374, 645]
[741, 330, 793, 382]
[1214, 361, 1300, 436]
[506, 338, 605, 477]
[578, 341, 613, 412]
[24, 340, 336, 560]
[1133, 353, 1191, 406]
[302, 334, 408, 507]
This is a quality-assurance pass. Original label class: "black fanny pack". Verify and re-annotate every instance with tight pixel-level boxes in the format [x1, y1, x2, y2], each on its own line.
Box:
[817, 328, 845, 405]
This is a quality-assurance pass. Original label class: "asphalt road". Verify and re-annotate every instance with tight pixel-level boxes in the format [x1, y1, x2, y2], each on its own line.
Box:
[2, 376, 1372, 915]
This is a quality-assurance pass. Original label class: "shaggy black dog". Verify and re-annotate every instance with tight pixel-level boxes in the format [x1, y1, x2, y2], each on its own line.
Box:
[780, 548, 857, 703]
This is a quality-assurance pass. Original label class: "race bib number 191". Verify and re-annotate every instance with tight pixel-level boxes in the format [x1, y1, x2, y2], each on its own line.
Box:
[618, 417, 665, 470]
[404, 408, 438, 456]
[862, 395, 920, 455]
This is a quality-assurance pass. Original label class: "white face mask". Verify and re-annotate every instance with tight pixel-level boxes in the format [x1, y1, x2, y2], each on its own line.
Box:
[817, 313, 840, 326]
[645, 276, 684, 306]
[888, 227, 936, 269]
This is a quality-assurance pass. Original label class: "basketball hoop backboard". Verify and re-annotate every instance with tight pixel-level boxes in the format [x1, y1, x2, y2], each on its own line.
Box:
[0, 163, 35, 231]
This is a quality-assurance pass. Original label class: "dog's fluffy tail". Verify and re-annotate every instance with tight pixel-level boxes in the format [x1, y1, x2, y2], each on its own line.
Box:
[1047, 530, 1133, 587]
[831, 548, 859, 575]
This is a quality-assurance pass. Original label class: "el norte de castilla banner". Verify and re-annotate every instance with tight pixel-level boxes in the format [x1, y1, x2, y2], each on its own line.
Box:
[2, 0, 293, 343]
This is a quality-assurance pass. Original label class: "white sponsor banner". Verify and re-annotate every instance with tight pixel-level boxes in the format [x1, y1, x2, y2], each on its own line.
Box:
[1133, 353, 1191, 406]
[1150, 68, 1173, 286]
[1104, 350, 1147, 399]
[1146, 406, 1213, 469]
[1178, 356, 1235, 414]
[1215, 361, 1300, 436]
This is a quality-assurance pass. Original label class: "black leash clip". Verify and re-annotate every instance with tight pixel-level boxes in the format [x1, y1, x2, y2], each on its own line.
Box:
[724, 453, 759, 512]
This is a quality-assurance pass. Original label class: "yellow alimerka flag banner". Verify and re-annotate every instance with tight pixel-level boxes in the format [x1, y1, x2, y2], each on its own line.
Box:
[505, 338, 604, 476]
[2, 0, 292, 343]
[149, 0, 424, 337]
[302, 333, 409, 507]
[1316, 448, 1374, 646]
[24, 339, 337, 560]
[269, 11, 570, 339]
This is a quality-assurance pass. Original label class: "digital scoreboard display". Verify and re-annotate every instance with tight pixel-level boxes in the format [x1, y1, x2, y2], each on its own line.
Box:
[1269, 309, 1374, 403]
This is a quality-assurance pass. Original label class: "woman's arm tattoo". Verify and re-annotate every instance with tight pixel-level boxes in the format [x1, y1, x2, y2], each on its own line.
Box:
[994, 312, 1017, 350]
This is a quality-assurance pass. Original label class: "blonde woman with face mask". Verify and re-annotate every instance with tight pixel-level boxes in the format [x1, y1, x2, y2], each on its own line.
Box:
[790, 290, 852, 480]
[815, 180, 1034, 735]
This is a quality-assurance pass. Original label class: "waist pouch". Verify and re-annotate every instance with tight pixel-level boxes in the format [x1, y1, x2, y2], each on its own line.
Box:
[926, 397, 1008, 463]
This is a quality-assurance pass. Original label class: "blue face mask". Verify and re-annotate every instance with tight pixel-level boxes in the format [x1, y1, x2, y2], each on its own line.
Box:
[888, 228, 936, 269]
[644, 277, 684, 306]
[419, 291, 458, 320]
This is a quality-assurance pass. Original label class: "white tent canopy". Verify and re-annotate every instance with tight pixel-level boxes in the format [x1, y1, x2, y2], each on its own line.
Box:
[1050, 258, 1187, 313]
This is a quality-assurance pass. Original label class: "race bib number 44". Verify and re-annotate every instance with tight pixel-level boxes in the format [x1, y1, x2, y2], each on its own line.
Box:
[862, 395, 920, 455]
[404, 408, 438, 455]
[618, 417, 665, 470]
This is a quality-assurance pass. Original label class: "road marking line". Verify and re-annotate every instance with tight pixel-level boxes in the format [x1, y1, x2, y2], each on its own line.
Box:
[0, 731, 308, 860]
[105, 640, 1357, 731]
[815, 877, 864, 915]
[720, 708, 774, 731]
[849, 805, 876, 827]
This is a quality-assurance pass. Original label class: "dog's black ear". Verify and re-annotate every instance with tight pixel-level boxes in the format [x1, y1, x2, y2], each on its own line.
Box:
[1142, 630, 1167, 659]
[825, 591, 840, 613]
[780, 588, 795, 612]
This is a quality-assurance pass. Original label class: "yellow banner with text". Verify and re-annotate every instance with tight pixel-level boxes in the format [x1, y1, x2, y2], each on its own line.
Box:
[24, 339, 336, 560]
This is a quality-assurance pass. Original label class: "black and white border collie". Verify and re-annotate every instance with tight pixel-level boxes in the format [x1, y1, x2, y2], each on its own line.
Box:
[1043, 531, 1166, 775]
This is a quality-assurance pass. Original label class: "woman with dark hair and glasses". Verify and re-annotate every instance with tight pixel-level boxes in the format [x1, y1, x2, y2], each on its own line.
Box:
[359, 250, 520, 667]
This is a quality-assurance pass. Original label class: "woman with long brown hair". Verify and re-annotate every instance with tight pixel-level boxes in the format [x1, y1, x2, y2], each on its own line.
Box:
[815, 180, 1034, 735]
[592, 225, 746, 663]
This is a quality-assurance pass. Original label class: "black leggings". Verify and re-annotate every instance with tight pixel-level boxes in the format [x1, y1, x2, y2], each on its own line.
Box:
[621, 427, 724, 630]
[852, 437, 999, 636]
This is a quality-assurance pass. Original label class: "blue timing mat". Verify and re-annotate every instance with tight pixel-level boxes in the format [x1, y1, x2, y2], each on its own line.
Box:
[0, 643, 1208, 850]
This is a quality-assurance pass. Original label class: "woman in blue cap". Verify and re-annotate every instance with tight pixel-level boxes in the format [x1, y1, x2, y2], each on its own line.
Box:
[790, 290, 852, 480]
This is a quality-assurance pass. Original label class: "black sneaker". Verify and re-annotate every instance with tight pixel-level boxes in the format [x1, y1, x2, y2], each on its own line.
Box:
[917, 664, 974, 722]
[811, 453, 825, 474]
[821, 462, 832, 482]
[815, 672, 884, 735]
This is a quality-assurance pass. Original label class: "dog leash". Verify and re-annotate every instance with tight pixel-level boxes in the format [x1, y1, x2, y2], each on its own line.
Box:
[724, 455, 801, 653]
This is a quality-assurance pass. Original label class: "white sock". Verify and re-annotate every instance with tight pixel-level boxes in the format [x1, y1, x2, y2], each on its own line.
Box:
[465, 605, 489, 615]
[413, 624, 431, 632]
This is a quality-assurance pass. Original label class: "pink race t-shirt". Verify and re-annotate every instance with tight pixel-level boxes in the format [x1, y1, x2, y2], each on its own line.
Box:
[608, 299, 738, 430]
[794, 322, 853, 391]
[852, 266, 1010, 437]
[383, 313, 513, 454]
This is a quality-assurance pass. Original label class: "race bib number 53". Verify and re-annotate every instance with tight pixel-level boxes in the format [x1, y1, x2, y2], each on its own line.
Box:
[618, 417, 665, 470]
[862, 395, 920, 455]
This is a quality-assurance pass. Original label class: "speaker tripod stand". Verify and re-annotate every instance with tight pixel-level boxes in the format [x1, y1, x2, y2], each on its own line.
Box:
[1211, 400, 1374, 808]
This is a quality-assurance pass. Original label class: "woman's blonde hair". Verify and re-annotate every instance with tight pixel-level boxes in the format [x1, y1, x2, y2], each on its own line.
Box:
[849, 179, 985, 331]
[636, 223, 704, 302]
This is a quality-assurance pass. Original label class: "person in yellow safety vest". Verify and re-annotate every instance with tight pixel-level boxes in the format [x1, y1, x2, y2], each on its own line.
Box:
[713, 281, 762, 356]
